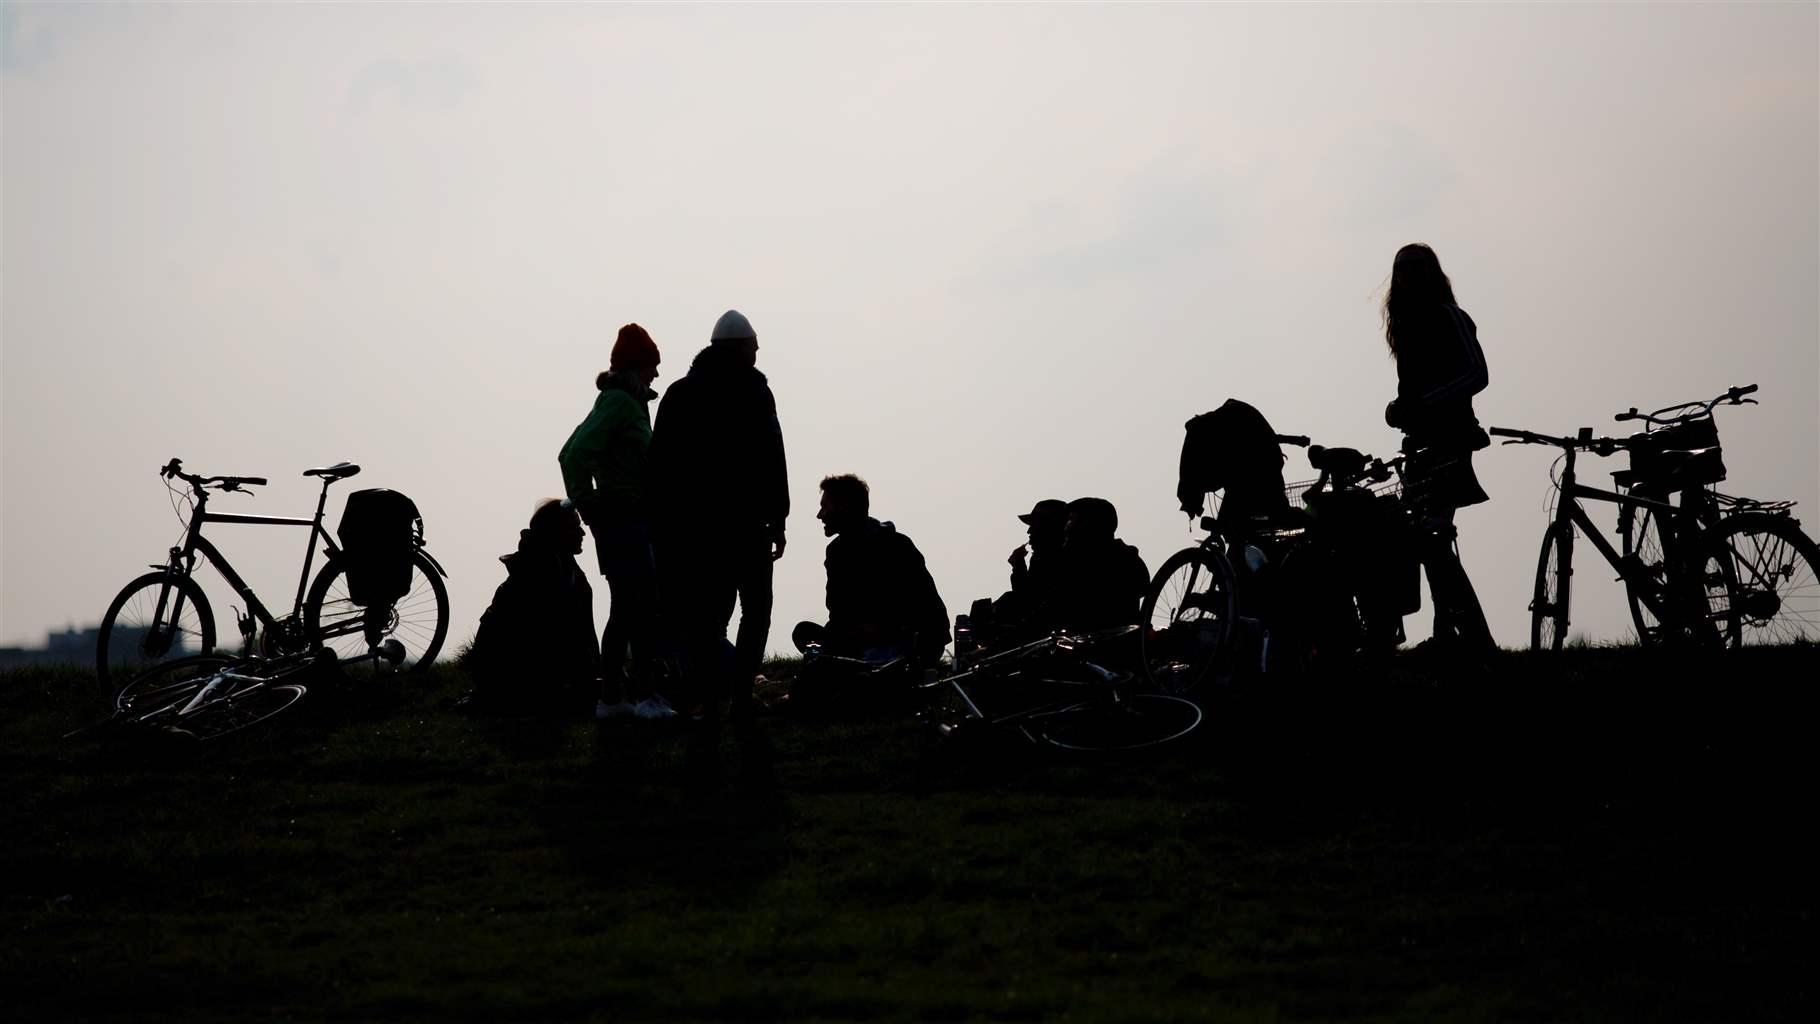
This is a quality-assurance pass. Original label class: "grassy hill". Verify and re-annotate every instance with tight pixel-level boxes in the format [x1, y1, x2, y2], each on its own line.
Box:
[2, 648, 1814, 1021]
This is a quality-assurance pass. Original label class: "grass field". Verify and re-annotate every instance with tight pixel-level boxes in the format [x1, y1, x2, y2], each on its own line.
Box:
[2, 648, 1814, 1022]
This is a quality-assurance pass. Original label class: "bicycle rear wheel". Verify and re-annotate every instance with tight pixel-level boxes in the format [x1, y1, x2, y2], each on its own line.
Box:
[304, 550, 450, 670]
[1700, 513, 1820, 646]
[1624, 506, 1669, 645]
[1029, 693, 1203, 752]
[1530, 524, 1572, 652]
[170, 680, 309, 742]
[96, 572, 217, 693]
[1140, 548, 1236, 693]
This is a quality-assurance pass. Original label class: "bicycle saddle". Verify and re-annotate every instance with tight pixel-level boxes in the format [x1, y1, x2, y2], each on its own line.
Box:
[1308, 446, 1368, 477]
[303, 462, 362, 480]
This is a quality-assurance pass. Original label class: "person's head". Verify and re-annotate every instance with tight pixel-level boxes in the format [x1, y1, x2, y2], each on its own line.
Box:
[1018, 498, 1068, 551]
[711, 309, 759, 367]
[609, 323, 661, 388]
[528, 498, 585, 555]
[1382, 243, 1456, 355]
[817, 474, 870, 537]
[1064, 497, 1118, 548]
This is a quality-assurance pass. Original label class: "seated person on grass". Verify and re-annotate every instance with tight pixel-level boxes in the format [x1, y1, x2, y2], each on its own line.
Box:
[466, 499, 600, 717]
[792, 474, 949, 711]
[1050, 496, 1149, 643]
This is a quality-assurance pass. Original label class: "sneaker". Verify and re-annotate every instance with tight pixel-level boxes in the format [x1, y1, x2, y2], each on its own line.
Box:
[596, 700, 637, 721]
[632, 695, 678, 720]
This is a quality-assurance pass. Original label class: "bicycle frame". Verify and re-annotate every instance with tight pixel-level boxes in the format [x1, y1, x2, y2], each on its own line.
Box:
[1548, 444, 1697, 626]
[159, 480, 342, 643]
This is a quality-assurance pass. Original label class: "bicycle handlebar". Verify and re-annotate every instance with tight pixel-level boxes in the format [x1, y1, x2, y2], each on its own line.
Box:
[1613, 384, 1759, 426]
[1487, 425, 1626, 456]
[159, 458, 266, 494]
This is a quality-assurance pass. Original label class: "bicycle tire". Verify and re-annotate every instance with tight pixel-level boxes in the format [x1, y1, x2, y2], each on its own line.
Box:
[1139, 548, 1236, 694]
[1530, 524, 1572, 652]
[1699, 513, 1820, 646]
[303, 549, 449, 670]
[169, 680, 309, 742]
[1029, 693, 1203, 752]
[112, 653, 238, 722]
[96, 572, 217, 693]
[1623, 506, 1669, 645]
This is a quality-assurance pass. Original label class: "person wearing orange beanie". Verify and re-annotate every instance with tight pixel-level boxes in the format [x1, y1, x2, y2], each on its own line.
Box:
[559, 323, 673, 719]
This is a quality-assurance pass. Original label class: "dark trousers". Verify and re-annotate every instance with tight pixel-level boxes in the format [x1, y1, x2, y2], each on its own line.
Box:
[1416, 507, 1495, 651]
[589, 516, 661, 700]
[660, 527, 773, 707]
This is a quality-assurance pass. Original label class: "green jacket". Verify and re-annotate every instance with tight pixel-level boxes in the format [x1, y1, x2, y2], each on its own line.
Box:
[558, 372, 655, 521]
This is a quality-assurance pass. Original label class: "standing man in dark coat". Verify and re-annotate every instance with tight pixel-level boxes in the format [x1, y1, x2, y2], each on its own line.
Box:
[648, 309, 789, 713]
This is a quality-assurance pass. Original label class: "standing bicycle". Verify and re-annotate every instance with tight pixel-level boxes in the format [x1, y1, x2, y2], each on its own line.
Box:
[1491, 385, 1820, 649]
[95, 458, 451, 690]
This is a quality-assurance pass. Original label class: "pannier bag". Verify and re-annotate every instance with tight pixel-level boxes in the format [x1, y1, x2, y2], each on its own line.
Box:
[337, 488, 421, 606]
[1628, 417, 1725, 492]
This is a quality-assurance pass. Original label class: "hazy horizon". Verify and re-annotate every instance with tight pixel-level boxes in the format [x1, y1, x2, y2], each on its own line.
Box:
[4, 3, 1816, 657]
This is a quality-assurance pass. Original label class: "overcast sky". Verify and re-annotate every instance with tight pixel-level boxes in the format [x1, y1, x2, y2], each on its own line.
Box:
[4, 2, 1815, 657]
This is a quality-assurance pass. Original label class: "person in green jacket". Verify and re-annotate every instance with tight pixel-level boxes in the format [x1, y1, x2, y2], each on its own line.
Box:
[559, 323, 672, 719]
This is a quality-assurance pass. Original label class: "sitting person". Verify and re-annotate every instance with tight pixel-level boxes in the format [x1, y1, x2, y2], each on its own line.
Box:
[962, 497, 1068, 651]
[465, 499, 600, 716]
[1050, 496, 1150, 634]
[792, 474, 949, 711]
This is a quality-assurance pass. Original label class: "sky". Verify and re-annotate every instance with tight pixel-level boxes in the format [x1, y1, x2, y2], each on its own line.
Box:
[3, 2, 1816, 658]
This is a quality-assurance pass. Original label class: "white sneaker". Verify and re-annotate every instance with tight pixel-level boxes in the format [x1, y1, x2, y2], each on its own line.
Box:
[596, 700, 637, 721]
[632, 696, 677, 720]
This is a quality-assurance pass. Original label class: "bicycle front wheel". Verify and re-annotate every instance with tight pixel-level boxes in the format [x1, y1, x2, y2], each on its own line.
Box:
[303, 550, 449, 670]
[1030, 693, 1203, 752]
[1140, 548, 1236, 694]
[1530, 524, 1572, 652]
[1624, 506, 1668, 645]
[1700, 513, 1820, 646]
[97, 573, 217, 693]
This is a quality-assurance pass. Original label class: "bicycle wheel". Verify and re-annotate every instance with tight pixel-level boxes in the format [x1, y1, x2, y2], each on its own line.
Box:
[96, 572, 216, 692]
[303, 550, 449, 670]
[171, 678, 309, 742]
[1699, 513, 1820, 646]
[1139, 548, 1236, 694]
[1623, 506, 1669, 645]
[1029, 693, 1203, 752]
[1529, 524, 1572, 652]
[113, 653, 237, 722]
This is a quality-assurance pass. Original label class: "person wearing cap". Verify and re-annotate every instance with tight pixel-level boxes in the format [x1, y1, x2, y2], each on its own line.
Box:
[976, 498, 1068, 642]
[648, 309, 790, 714]
[465, 498, 599, 716]
[558, 323, 670, 718]
[1052, 497, 1150, 633]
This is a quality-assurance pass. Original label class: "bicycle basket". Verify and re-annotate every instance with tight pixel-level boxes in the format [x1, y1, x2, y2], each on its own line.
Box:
[1628, 417, 1725, 490]
[337, 488, 421, 606]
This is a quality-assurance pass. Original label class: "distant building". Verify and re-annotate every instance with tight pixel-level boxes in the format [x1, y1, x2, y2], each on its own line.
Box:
[0, 625, 187, 670]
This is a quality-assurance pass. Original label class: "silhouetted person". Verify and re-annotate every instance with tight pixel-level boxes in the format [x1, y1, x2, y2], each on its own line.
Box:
[1052, 497, 1149, 633]
[970, 498, 1067, 645]
[558, 323, 672, 719]
[794, 474, 949, 666]
[1176, 399, 1294, 527]
[1381, 243, 1496, 656]
[467, 499, 598, 716]
[648, 309, 788, 714]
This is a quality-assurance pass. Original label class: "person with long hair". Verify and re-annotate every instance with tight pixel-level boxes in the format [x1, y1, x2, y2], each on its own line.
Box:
[1381, 243, 1496, 657]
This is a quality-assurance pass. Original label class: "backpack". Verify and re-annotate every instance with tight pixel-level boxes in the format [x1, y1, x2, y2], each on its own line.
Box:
[337, 488, 421, 606]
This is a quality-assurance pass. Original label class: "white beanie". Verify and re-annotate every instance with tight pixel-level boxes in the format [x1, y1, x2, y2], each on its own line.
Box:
[711, 309, 757, 343]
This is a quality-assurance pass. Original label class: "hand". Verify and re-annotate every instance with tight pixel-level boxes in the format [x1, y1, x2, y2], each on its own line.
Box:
[1008, 544, 1028, 569]
[770, 527, 787, 562]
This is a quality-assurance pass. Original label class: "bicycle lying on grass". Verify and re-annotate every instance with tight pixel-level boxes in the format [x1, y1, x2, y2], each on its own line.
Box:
[96, 458, 451, 691]
[80, 639, 407, 745]
[927, 626, 1202, 752]
[1492, 384, 1820, 649]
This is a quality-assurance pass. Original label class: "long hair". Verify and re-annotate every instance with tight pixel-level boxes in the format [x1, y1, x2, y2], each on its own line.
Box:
[1382, 243, 1456, 356]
